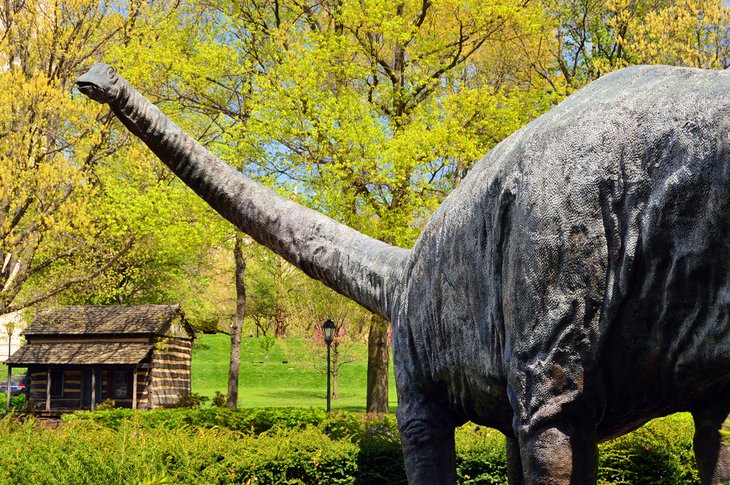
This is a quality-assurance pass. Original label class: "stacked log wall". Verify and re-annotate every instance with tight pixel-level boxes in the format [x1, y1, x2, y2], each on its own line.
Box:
[150, 337, 192, 407]
[28, 367, 82, 409]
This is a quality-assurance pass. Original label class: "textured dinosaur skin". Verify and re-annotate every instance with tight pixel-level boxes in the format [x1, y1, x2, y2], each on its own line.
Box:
[77, 64, 730, 484]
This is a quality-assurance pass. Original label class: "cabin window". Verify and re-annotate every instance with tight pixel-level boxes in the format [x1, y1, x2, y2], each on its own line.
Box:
[112, 370, 131, 399]
[50, 369, 64, 397]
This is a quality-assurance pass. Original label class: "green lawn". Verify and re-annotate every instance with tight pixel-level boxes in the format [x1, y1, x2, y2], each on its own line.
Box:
[191, 334, 398, 412]
[0, 334, 396, 413]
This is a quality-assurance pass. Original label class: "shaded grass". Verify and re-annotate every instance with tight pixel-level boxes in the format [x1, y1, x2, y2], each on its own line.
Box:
[191, 334, 398, 412]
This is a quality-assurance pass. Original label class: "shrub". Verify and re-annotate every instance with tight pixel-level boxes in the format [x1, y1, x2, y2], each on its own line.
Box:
[597, 414, 698, 484]
[63, 408, 135, 429]
[0, 393, 27, 413]
[321, 411, 363, 441]
[241, 407, 326, 433]
[212, 391, 226, 408]
[173, 392, 210, 408]
[94, 399, 117, 411]
[229, 427, 359, 485]
[456, 426, 508, 484]
[63, 406, 329, 435]
[356, 415, 407, 485]
[43, 410, 703, 484]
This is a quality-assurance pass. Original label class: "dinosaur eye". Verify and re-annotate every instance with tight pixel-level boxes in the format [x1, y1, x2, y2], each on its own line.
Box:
[107, 66, 117, 78]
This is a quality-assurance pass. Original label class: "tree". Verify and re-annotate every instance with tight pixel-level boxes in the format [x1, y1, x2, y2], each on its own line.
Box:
[301, 278, 370, 402]
[536, 0, 729, 95]
[626, 0, 729, 69]
[367, 315, 390, 413]
[0, 0, 151, 316]
[57, 143, 227, 309]
[36, 2, 232, 324]
[244, 247, 299, 338]
[149, 0, 555, 413]
[227, 232, 246, 408]
[243, 0, 555, 413]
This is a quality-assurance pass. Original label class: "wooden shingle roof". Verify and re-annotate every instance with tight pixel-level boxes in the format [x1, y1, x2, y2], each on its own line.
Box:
[6, 342, 153, 365]
[23, 304, 187, 337]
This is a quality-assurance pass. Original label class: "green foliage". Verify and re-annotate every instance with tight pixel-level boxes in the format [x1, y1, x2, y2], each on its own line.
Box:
[539, 0, 729, 94]
[173, 392, 210, 409]
[596, 414, 699, 484]
[64, 407, 329, 434]
[0, 0, 140, 316]
[320, 412, 364, 442]
[455, 426, 508, 484]
[14, 411, 701, 484]
[259, 334, 277, 353]
[356, 415, 408, 485]
[94, 399, 117, 411]
[0, 393, 27, 413]
[212, 391, 227, 408]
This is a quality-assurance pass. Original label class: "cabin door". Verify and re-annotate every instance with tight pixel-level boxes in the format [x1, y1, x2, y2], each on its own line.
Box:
[81, 368, 102, 408]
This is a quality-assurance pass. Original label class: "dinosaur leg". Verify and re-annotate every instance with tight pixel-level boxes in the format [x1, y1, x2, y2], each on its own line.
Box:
[693, 402, 730, 484]
[396, 391, 457, 485]
[516, 418, 598, 484]
[506, 436, 525, 485]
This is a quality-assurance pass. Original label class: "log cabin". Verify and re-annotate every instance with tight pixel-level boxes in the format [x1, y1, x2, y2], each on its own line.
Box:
[4, 304, 195, 413]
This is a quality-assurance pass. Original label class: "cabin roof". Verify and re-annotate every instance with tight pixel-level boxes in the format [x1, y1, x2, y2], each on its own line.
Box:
[22, 304, 193, 337]
[5, 342, 154, 365]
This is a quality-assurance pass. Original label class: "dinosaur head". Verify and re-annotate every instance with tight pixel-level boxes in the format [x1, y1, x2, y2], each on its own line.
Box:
[75, 63, 122, 104]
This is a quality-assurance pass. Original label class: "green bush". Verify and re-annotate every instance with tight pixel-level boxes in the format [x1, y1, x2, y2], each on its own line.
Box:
[212, 391, 226, 407]
[456, 426, 508, 484]
[356, 415, 408, 484]
[94, 398, 117, 411]
[173, 392, 210, 408]
[63, 406, 329, 434]
[321, 411, 363, 441]
[63, 408, 135, 429]
[597, 414, 698, 484]
[0, 393, 28, 413]
[11, 410, 705, 484]
[230, 427, 359, 485]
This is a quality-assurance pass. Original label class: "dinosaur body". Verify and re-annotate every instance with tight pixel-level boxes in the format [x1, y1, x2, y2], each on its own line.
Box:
[77, 63, 730, 484]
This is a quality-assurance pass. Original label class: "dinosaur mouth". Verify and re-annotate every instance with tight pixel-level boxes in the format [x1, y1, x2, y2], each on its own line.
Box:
[74, 81, 96, 95]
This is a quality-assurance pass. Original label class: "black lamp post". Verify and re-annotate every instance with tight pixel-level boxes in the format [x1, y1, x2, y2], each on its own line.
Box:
[322, 319, 336, 413]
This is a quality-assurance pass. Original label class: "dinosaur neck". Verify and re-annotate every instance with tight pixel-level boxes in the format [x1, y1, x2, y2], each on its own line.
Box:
[107, 81, 408, 320]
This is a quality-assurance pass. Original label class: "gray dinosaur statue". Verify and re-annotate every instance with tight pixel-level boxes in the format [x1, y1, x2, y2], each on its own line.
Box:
[76, 63, 730, 484]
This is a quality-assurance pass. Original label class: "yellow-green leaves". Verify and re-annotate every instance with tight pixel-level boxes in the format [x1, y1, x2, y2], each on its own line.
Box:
[540, 0, 729, 93]
[0, 0, 227, 315]
[215, 0, 555, 247]
[628, 0, 730, 68]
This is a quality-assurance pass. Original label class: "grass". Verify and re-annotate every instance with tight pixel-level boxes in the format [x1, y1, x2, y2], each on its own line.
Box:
[0, 365, 24, 382]
[191, 334, 398, 412]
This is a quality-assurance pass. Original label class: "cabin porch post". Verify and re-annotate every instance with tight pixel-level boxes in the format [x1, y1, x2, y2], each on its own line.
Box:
[90, 368, 96, 411]
[132, 367, 138, 409]
[5, 365, 11, 413]
[46, 367, 51, 412]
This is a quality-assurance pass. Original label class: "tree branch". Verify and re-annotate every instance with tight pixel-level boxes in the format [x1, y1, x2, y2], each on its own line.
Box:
[5, 237, 135, 314]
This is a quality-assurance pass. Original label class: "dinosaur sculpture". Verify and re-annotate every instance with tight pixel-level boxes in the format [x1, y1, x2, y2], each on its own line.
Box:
[76, 63, 730, 484]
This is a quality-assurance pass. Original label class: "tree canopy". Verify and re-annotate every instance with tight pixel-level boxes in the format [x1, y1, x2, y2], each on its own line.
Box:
[2, 0, 728, 328]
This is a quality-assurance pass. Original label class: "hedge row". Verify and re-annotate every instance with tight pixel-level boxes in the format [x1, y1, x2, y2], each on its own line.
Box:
[0, 409, 700, 484]
[62, 406, 333, 434]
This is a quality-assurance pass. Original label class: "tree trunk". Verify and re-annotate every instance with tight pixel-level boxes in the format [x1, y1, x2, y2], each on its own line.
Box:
[227, 233, 246, 409]
[332, 343, 340, 400]
[366, 315, 389, 414]
[274, 307, 287, 337]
